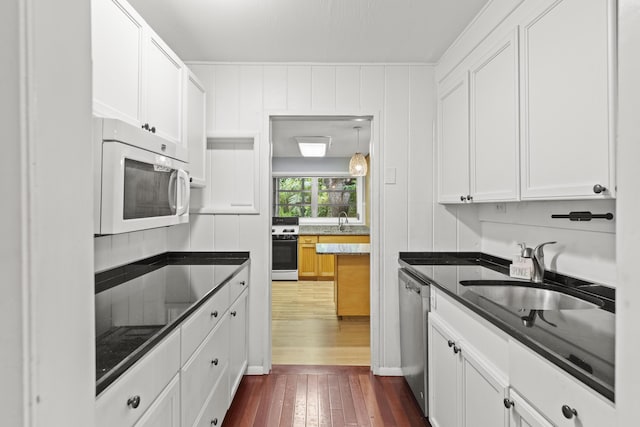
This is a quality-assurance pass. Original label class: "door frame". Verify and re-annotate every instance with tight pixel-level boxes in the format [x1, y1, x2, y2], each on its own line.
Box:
[264, 110, 383, 373]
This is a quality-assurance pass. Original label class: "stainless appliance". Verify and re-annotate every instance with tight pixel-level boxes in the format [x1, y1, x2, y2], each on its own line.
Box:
[272, 217, 299, 281]
[399, 268, 430, 416]
[93, 118, 190, 235]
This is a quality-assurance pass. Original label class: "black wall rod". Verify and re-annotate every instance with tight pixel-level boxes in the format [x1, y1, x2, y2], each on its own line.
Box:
[551, 211, 614, 221]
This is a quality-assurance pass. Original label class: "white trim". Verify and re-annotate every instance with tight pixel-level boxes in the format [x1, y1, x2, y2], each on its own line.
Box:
[246, 365, 268, 375]
[374, 367, 403, 376]
[265, 109, 382, 374]
[187, 61, 436, 67]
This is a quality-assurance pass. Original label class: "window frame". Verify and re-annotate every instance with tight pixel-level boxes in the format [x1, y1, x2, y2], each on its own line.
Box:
[272, 173, 364, 224]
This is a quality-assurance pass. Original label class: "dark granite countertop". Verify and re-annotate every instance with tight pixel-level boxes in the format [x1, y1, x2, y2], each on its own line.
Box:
[95, 251, 249, 396]
[399, 252, 615, 402]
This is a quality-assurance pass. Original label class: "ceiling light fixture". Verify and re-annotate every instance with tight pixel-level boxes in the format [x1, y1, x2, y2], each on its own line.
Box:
[295, 136, 331, 157]
[349, 126, 368, 176]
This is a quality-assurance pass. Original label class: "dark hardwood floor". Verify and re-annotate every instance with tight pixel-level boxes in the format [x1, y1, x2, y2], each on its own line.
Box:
[223, 365, 431, 427]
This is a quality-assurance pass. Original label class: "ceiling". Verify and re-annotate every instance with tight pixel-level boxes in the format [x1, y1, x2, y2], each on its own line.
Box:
[271, 116, 372, 158]
[127, 0, 489, 63]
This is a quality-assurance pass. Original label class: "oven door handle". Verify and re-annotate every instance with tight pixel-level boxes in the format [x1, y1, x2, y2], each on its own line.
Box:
[176, 169, 190, 216]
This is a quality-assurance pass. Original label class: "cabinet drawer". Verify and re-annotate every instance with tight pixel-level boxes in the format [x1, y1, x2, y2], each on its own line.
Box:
[96, 329, 180, 427]
[181, 285, 229, 363]
[299, 235, 318, 244]
[193, 367, 229, 427]
[434, 288, 508, 372]
[181, 318, 230, 427]
[228, 266, 249, 304]
[317, 235, 370, 243]
[133, 373, 180, 427]
[509, 341, 615, 427]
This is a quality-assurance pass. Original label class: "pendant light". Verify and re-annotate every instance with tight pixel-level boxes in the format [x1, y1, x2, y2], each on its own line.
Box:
[349, 126, 368, 177]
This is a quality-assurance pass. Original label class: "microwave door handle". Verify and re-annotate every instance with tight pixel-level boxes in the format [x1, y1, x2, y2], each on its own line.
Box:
[168, 170, 178, 212]
[176, 169, 190, 216]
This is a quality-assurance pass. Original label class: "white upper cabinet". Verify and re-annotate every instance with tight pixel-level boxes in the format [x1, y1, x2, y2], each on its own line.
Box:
[469, 29, 520, 202]
[144, 30, 185, 151]
[519, 0, 614, 199]
[437, 73, 470, 204]
[186, 71, 207, 187]
[92, 0, 144, 126]
[92, 0, 187, 161]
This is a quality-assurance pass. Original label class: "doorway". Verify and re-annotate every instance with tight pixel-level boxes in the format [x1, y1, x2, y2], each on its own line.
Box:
[269, 115, 375, 367]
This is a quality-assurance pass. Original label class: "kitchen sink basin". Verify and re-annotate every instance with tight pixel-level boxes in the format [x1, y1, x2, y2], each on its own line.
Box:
[460, 280, 604, 310]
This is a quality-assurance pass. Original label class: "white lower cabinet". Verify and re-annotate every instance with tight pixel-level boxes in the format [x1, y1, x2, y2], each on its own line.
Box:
[429, 314, 509, 427]
[228, 289, 249, 398]
[134, 374, 181, 427]
[506, 389, 553, 427]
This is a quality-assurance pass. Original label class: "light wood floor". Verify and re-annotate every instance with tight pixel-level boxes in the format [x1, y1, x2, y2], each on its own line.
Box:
[272, 281, 370, 366]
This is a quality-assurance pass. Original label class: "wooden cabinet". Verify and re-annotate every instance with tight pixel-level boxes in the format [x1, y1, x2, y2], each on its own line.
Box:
[335, 254, 370, 316]
[437, 72, 470, 203]
[428, 314, 509, 427]
[91, 0, 187, 161]
[469, 29, 520, 202]
[298, 234, 370, 280]
[186, 70, 207, 187]
[519, 0, 614, 199]
[298, 235, 319, 279]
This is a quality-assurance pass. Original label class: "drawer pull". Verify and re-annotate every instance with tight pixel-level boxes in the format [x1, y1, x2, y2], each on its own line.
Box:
[127, 395, 141, 409]
[211, 310, 218, 318]
[447, 340, 455, 348]
[211, 418, 218, 426]
[230, 311, 237, 317]
[561, 405, 578, 419]
[240, 280, 246, 286]
[453, 345, 461, 354]
[503, 398, 514, 409]
[211, 358, 219, 366]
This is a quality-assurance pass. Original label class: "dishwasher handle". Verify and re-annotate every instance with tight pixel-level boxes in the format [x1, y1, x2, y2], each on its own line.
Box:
[405, 280, 422, 295]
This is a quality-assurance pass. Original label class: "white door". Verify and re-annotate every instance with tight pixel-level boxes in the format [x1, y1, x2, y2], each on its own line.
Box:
[469, 29, 520, 202]
[460, 346, 509, 427]
[91, 0, 144, 126]
[144, 30, 185, 153]
[437, 73, 470, 203]
[520, 0, 613, 199]
[186, 70, 207, 187]
[429, 315, 460, 427]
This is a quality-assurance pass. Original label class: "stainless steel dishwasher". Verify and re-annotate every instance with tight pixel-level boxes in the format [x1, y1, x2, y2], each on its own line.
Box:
[399, 268, 430, 416]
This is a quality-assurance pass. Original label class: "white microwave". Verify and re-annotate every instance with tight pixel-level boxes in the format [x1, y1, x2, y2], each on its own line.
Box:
[94, 118, 190, 235]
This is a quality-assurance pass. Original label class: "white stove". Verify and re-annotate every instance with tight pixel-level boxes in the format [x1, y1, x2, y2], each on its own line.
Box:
[271, 217, 299, 281]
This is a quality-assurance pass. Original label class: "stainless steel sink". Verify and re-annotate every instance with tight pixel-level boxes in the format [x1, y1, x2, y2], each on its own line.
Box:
[460, 280, 604, 310]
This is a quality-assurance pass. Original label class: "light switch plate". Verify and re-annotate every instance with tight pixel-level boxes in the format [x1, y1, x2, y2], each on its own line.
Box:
[384, 167, 396, 184]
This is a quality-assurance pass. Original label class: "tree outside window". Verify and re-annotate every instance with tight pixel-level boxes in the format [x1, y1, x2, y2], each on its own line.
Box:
[274, 177, 360, 219]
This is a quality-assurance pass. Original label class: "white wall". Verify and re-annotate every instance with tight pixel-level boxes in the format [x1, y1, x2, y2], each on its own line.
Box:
[1, 0, 95, 425]
[94, 228, 169, 272]
[168, 63, 436, 373]
[272, 157, 351, 174]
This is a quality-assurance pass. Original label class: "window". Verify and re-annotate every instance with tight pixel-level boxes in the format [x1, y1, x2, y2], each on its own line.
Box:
[274, 176, 362, 222]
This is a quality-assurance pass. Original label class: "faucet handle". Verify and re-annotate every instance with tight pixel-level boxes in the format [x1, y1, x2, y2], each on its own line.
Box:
[534, 241, 557, 253]
[518, 242, 533, 258]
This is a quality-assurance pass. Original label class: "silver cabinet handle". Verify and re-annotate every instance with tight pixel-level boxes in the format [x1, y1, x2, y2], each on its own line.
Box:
[211, 358, 219, 366]
[453, 345, 461, 354]
[230, 311, 237, 317]
[460, 195, 467, 202]
[447, 340, 455, 348]
[593, 184, 607, 194]
[503, 398, 514, 409]
[211, 310, 218, 318]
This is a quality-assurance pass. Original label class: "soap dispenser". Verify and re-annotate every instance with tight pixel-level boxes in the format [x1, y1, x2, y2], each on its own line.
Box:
[510, 243, 534, 280]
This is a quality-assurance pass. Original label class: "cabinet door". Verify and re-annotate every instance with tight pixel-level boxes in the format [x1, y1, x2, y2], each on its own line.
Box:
[469, 29, 520, 202]
[228, 290, 248, 399]
[520, 0, 613, 199]
[298, 243, 318, 279]
[91, 0, 144, 126]
[317, 254, 335, 279]
[144, 30, 185, 154]
[508, 390, 554, 427]
[460, 345, 509, 427]
[133, 374, 180, 427]
[429, 315, 460, 427]
[186, 70, 207, 187]
[437, 73, 470, 204]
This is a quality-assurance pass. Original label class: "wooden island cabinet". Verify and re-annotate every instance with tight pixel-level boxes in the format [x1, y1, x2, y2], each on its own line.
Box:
[298, 234, 369, 281]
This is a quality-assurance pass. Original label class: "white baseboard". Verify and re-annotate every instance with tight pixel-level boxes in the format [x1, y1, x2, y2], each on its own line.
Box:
[246, 365, 267, 375]
[373, 367, 403, 376]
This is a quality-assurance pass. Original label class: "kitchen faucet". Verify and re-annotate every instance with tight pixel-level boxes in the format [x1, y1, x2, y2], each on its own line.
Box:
[520, 241, 557, 283]
[338, 211, 349, 231]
